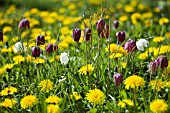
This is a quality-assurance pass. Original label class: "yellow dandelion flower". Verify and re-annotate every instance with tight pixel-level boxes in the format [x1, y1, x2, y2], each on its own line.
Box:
[33, 58, 45, 64]
[86, 89, 105, 104]
[149, 79, 165, 91]
[131, 13, 141, 24]
[142, 12, 153, 19]
[153, 36, 164, 43]
[88, 0, 104, 5]
[122, 62, 127, 69]
[119, 15, 128, 23]
[124, 75, 145, 89]
[165, 32, 170, 38]
[0, 98, 17, 108]
[0, 68, 6, 75]
[1, 48, 12, 53]
[3, 63, 14, 70]
[3, 26, 12, 33]
[58, 41, 69, 50]
[25, 55, 33, 62]
[46, 95, 61, 104]
[13, 55, 25, 64]
[55, 55, 60, 61]
[118, 99, 134, 108]
[47, 104, 61, 113]
[109, 53, 123, 59]
[150, 99, 168, 113]
[63, 36, 74, 44]
[159, 17, 169, 25]
[1, 86, 17, 96]
[138, 52, 148, 60]
[39, 79, 53, 93]
[59, 8, 66, 14]
[30, 8, 39, 15]
[20, 95, 37, 109]
[79, 64, 94, 75]
[124, 5, 135, 13]
[71, 92, 81, 100]
[105, 43, 127, 54]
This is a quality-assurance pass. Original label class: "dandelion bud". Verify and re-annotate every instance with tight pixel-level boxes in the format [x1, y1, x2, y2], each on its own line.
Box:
[18, 19, 30, 29]
[83, 28, 92, 41]
[31, 46, 40, 57]
[113, 20, 119, 29]
[116, 31, 126, 43]
[124, 39, 136, 53]
[148, 61, 157, 75]
[72, 28, 81, 42]
[114, 73, 123, 87]
[36, 35, 45, 45]
[46, 44, 53, 53]
[101, 24, 109, 38]
[155, 56, 168, 69]
[0, 31, 3, 42]
[96, 19, 105, 36]
[60, 52, 69, 65]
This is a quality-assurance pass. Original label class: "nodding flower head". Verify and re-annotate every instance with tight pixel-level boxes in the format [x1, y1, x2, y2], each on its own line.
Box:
[124, 39, 136, 53]
[72, 28, 81, 42]
[116, 31, 126, 43]
[114, 73, 123, 87]
[32, 46, 40, 57]
[113, 20, 119, 29]
[36, 35, 45, 46]
[155, 56, 168, 69]
[96, 19, 105, 36]
[83, 28, 92, 41]
[101, 24, 109, 39]
[18, 19, 30, 29]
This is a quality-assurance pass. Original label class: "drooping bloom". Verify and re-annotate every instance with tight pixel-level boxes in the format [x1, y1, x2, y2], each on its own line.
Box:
[114, 73, 123, 87]
[86, 89, 105, 104]
[113, 20, 119, 29]
[36, 35, 45, 45]
[116, 31, 126, 43]
[124, 39, 136, 53]
[31, 46, 40, 57]
[18, 19, 30, 29]
[124, 75, 145, 89]
[148, 61, 157, 75]
[0, 86, 17, 96]
[60, 52, 69, 65]
[0, 98, 17, 108]
[39, 79, 53, 93]
[14, 42, 26, 53]
[0, 31, 3, 42]
[155, 56, 168, 69]
[101, 24, 109, 38]
[96, 19, 105, 36]
[72, 28, 81, 42]
[136, 39, 149, 51]
[46, 95, 61, 104]
[83, 28, 92, 41]
[20, 95, 37, 109]
[79, 64, 94, 75]
[47, 104, 61, 113]
[118, 99, 134, 108]
[46, 44, 54, 53]
[150, 99, 168, 113]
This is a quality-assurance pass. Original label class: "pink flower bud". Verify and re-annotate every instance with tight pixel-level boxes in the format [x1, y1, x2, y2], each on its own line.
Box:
[18, 19, 30, 29]
[124, 39, 136, 53]
[46, 44, 53, 53]
[114, 73, 123, 87]
[116, 31, 126, 43]
[0, 31, 3, 42]
[113, 20, 119, 29]
[72, 28, 81, 42]
[155, 56, 168, 69]
[32, 46, 40, 57]
[96, 19, 105, 36]
[36, 35, 45, 46]
[148, 61, 157, 75]
[83, 28, 92, 41]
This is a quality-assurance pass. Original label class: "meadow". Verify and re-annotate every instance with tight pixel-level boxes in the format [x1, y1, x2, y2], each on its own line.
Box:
[0, 0, 170, 113]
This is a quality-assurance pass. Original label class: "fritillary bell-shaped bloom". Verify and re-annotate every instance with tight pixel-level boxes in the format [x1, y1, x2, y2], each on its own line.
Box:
[31, 46, 40, 57]
[124, 75, 145, 89]
[150, 99, 168, 113]
[20, 95, 37, 109]
[96, 19, 105, 36]
[114, 73, 123, 87]
[0, 31, 3, 42]
[113, 20, 119, 29]
[18, 19, 30, 29]
[83, 28, 92, 41]
[36, 35, 45, 45]
[116, 31, 126, 43]
[46, 44, 53, 53]
[136, 39, 149, 51]
[124, 39, 136, 53]
[60, 52, 69, 65]
[86, 89, 105, 104]
[155, 55, 168, 69]
[148, 61, 157, 75]
[72, 28, 81, 42]
[101, 24, 109, 38]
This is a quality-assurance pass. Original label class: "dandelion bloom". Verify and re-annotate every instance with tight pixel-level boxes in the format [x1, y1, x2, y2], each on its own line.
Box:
[46, 96, 61, 104]
[159, 17, 169, 25]
[1, 86, 17, 96]
[86, 89, 105, 104]
[39, 79, 53, 93]
[0, 98, 17, 108]
[20, 95, 37, 109]
[118, 99, 134, 108]
[47, 104, 61, 113]
[150, 99, 168, 113]
[71, 92, 82, 100]
[124, 75, 145, 89]
[153, 36, 164, 43]
[149, 79, 165, 91]
[79, 64, 94, 75]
